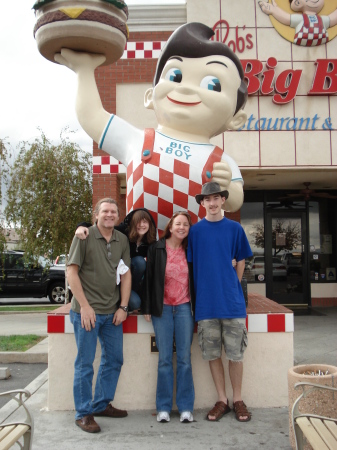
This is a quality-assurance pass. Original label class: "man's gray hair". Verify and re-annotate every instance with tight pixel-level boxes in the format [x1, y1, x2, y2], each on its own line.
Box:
[93, 198, 119, 222]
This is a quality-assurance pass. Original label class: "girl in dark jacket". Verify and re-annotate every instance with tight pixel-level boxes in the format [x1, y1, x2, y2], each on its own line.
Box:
[122, 209, 156, 310]
[143, 211, 195, 424]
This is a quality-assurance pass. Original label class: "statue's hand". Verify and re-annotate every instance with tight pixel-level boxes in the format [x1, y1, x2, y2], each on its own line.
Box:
[54, 48, 106, 73]
[212, 161, 232, 191]
[258, 0, 277, 15]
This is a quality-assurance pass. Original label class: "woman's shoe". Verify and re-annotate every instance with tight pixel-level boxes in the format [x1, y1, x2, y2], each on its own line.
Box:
[157, 411, 170, 422]
[180, 411, 193, 423]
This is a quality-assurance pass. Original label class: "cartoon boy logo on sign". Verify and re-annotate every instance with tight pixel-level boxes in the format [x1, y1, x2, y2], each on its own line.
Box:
[259, 0, 337, 46]
[54, 23, 248, 232]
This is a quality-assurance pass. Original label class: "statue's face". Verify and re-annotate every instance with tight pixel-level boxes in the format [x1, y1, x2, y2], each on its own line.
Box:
[151, 55, 242, 138]
[290, 0, 325, 13]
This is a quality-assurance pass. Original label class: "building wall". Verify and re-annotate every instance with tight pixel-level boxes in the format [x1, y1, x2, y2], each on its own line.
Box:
[92, 0, 336, 303]
[185, 0, 337, 175]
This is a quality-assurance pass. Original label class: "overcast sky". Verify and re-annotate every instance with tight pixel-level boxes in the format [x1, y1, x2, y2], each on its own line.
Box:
[0, 0, 184, 155]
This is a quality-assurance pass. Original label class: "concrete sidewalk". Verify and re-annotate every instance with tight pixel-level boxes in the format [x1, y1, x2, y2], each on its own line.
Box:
[0, 307, 336, 449]
[0, 371, 291, 449]
[0, 312, 48, 363]
[293, 308, 337, 366]
[0, 311, 48, 336]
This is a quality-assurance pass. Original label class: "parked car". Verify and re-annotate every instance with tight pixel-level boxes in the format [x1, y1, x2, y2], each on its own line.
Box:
[247, 256, 287, 281]
[281, 252, 303, 275]
[54, 254, 67, 265]
[0, 250, 70, 304]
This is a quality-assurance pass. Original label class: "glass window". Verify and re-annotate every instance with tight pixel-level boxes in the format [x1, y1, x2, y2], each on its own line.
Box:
[309, 200, 337, 282]
[7, 254, 25, 269]
[240, 202, 264, 282]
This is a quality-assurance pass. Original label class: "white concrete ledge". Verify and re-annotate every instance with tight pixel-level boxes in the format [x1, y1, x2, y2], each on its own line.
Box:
[47, 296, 293, 411]
[48, 330, 293, 411]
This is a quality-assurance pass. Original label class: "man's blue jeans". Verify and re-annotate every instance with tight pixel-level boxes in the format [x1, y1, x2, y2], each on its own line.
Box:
[70, 310, 123, 419]
[128, 256, 146, 311]
[152, 303, 195, 413]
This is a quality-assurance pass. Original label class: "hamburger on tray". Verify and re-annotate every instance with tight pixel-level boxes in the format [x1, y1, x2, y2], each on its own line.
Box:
[33, 0, 129, 66]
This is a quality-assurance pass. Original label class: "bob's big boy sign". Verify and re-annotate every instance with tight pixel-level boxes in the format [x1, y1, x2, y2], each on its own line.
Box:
[212, 0, 337, 105]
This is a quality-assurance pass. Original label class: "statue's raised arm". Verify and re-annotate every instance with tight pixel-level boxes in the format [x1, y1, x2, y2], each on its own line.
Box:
[34, 15, 249, 230]
[54, 49, 110, 144]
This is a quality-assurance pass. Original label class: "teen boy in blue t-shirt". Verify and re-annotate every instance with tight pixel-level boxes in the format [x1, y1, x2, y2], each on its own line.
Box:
[187, 181, 252, 423]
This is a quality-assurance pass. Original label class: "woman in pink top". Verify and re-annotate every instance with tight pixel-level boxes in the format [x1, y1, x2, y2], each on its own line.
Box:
[143, 211, 195, 424]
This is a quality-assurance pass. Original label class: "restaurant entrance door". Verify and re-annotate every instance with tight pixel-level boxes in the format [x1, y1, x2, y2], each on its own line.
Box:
[265, 211, 309, 307]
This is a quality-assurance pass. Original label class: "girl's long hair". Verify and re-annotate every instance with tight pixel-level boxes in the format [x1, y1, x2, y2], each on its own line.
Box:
[128, 210, 156, 244]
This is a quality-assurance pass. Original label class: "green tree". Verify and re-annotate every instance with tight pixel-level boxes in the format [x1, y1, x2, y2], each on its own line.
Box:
[5, 130, 92, 260]
[0, 138, 10, 253]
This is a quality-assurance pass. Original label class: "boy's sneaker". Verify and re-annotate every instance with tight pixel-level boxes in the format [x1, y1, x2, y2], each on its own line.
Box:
[180, 411, 194, 423]
[157, 411, 170, 422]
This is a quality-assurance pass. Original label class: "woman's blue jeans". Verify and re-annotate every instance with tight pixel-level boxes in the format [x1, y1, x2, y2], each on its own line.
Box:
[70, 310, 123, 420]
[151, 303, 195, 413]
[128, 256, 146, 311]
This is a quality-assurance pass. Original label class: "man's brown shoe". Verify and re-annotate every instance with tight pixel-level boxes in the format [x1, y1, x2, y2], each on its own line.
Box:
[94, 403, 128, 418]
[75, 415, 101, 433]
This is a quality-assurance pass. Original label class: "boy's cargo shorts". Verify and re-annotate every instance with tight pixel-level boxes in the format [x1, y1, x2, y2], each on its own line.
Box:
[197, 318, 248, 361]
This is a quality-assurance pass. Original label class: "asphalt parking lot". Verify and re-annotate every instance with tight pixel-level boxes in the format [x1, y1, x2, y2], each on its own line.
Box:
[0, 363, 47, 408]
[0, 301, 49, 409]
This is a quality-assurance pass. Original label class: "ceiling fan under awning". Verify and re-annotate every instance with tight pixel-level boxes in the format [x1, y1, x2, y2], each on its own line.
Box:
[279, 182, 337, 201]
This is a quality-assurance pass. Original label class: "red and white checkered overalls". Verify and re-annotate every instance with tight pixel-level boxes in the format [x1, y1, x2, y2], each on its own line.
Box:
[126, 129, 224, 233]
[293, 14, 328, 47]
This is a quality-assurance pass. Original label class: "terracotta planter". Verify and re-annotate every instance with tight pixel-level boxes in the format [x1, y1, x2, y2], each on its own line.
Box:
[288, 364, 337, 449]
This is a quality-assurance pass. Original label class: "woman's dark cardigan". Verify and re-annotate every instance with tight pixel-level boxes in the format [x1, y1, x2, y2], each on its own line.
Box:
[142, 238, 195, 318]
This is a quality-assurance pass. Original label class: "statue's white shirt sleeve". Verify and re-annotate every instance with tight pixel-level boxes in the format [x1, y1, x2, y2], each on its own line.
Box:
[99, 114, 144, 166]
[222, 153, 243, 183]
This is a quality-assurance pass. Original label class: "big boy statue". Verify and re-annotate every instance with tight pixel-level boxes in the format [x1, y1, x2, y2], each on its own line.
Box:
[55, 23, 248, 231]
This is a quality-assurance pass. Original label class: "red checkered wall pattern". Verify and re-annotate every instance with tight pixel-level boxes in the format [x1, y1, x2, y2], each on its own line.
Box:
[92, 31, 240, 224]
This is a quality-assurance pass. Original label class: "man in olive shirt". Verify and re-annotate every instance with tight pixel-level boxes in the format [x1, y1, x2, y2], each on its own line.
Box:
[67, 198, 131, 433]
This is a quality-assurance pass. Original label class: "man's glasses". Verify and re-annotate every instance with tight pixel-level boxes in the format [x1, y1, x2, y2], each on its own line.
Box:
[106, 243, 112, 260]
